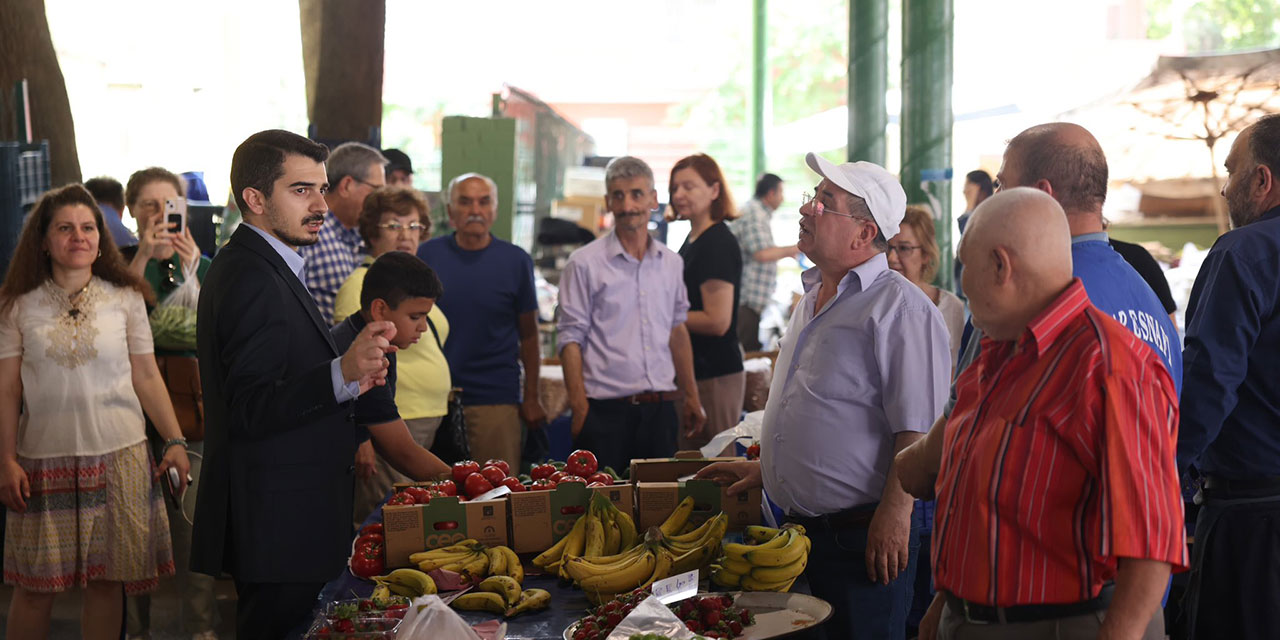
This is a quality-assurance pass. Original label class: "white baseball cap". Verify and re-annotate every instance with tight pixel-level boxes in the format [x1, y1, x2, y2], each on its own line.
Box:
[805, 152, 906, 239]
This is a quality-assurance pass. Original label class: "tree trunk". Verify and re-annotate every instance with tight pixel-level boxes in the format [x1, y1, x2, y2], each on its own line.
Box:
[299, 0, 386, 145]
[0, 0, 81, 186]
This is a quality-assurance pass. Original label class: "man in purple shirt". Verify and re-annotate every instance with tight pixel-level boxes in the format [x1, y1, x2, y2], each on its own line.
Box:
[698, 155, 951, 640]
[557, 156, 707, 473]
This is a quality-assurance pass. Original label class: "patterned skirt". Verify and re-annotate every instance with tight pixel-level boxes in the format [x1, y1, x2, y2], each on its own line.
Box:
[4, 440, 175, 595]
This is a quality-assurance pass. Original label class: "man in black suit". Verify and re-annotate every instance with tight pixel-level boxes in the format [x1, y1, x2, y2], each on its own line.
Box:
[191, 129, 396, 638]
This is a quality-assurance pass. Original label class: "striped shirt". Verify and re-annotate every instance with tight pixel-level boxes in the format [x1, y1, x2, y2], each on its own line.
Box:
[932, 279, 1187, 607]
[299, 212, 364, 326]
[729, 198, 778, 313]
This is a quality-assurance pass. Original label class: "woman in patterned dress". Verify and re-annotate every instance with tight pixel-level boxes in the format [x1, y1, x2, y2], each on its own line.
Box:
[0, 184, 191, 639]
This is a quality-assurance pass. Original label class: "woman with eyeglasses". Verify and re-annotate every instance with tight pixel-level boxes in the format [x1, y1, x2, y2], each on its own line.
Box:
[120, 167, 216, 640]
[0, 184, 190, 638]
[669, 154, 745, 450]
[886, 205, 964, 370]
[334, 187, 452, 526]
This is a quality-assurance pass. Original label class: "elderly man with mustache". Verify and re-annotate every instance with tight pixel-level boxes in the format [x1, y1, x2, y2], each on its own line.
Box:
[416, 173, 547, 472]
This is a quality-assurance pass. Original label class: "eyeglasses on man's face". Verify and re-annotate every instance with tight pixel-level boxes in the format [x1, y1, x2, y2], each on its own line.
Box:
[800, 192, 860, 219]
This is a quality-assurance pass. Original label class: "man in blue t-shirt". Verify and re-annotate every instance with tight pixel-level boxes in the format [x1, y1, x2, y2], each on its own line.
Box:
[417, 173, 546, 472]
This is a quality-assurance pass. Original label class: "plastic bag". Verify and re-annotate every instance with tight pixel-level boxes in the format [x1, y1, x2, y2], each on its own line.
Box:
[150, 258, 200, 351]
[605, 595, 701, 640]
[396, 595, 486, 640]
[699, 410, 765, 458]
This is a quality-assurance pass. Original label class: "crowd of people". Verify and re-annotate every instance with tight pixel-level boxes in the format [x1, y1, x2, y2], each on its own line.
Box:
[0, 113, 1275, 640]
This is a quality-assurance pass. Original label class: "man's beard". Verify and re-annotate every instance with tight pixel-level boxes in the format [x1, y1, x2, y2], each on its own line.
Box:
[267, 201, 324, 247]
[1226, 188, 1259, 230]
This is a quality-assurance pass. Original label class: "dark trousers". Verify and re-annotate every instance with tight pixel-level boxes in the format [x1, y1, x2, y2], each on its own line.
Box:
[1181, 487, 1280, 640]
[234, 579, 326, 639]
[790, 504, 921, 640]
[738, 305, 763, 352]
[572, 398, 678, 475]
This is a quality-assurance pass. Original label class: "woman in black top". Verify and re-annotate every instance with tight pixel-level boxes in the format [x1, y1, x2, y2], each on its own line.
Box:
[669, 154, 744, 449]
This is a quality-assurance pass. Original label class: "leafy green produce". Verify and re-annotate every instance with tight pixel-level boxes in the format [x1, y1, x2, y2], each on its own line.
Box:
[150, 304, 197, 351]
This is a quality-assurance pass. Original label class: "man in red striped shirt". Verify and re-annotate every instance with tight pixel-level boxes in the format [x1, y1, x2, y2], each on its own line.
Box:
[920, 188, 1186, 640]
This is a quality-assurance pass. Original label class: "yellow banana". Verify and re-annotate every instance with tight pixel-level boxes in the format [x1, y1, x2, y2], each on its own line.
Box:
[717, 556, 754, 575]
[664, 514, 717, 544]
[578, 549, 657, 593]
[667, 513, 728, 554]
[616, 510, 638, 550]
[451, 591, 507, 614]
[583, 513, 605, 558]
[722, 526, 795, 562]
[496, 545, 523, 584]
[710, 564, 742, 588]
[659, 496, 695, 536]
[505, 588, 551, 617]
[410, 548, 474, 567]
[477, 575, 523, 606]
[565, 546, 652, 583]
[745, 529, 808, 567]
[484, 547, 507, 577]
[670, 541, 717, 575]
[740, 573, 797, 592]
[439, 539, 481, 552]
[639, 548, 674, 589]
[743, 525, 785, 544]
[532, 530, 571, 568]
[603, 518, 622, 556]
[559, 515, 589, 581]
[459, 552, 490, 579]
[750, 554, 807, 583]
[370, 584, 392, 602]
[436, 552, 483, 573]
[374, 568, 436, 597]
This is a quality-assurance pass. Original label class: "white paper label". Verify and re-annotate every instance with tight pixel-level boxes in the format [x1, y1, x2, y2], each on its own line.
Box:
[651, 569, 699, 604]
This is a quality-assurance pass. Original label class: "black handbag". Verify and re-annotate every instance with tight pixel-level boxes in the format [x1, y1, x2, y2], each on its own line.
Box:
[425, 315, 470, 464]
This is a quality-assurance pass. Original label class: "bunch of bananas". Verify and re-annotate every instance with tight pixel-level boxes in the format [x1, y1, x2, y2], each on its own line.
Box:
[552, 496, 728, 604]
[409, 539, 524, 584]
[371, 568, 437, 598]
[452, 580, 551, 618]
[531, 493, 638, 580]
[710, 524, 811, 592]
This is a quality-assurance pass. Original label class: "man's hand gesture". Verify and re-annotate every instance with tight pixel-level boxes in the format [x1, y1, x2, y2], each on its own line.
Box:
[341, 321, 397, 394]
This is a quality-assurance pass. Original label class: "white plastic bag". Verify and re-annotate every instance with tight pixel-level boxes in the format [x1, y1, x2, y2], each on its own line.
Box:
[150, 258, 200, 351]
[699, 410, 765, 458]
[605, 595, 700, 640]
[396, 595, 484, 640]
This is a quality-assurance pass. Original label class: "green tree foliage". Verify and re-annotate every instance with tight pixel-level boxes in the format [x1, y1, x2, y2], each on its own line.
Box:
[1148, 0, 1280, 53]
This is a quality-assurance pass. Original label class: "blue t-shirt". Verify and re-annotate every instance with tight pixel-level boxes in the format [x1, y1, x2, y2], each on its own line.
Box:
[418, 234, 538, 405]
[1071, 234, 1182, 392]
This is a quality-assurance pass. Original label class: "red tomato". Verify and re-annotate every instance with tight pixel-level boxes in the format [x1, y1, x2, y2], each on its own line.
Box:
[586, 472, 614, 486]
[549, 470, 568, 484]
[464, 472, 494, 498]
[587, 481, 606, 488]
[501, 476, 526, 492]
[351, 544, 384, 578]
[385, 492, 416, 506]
[530, 478, 557, 491]
[565, 449, 598, 477]
[484, 459, 510, 476]
[433, 520, 460, 530]
[433, 479, 457, 496]
[746, 442, 761, 460]
[530, 463, 557, 481]
[355, 532, 384, 549]
[558, 475, 587, 486]
[359, 523, 384, 536]
[403, 486, 432, 504]
[451, 460, 480, 485]
[479, 465, 506, 486]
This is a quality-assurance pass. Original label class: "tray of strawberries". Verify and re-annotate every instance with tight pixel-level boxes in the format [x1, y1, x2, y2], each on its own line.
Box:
[566, 590, 831, 640]
[304, 597, 410, 639]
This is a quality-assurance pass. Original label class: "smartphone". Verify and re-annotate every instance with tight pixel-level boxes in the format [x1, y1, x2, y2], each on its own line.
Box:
[164, 198, 187, 234]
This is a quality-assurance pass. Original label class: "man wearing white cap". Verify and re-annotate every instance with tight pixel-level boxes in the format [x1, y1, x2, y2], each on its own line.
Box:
[697, 154, 952, 640]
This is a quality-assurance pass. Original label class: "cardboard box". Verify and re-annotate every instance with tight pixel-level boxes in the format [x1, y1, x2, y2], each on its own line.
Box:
[507, 482, 635, 553]
[553, 196, 608, 232]
[383, 496, 508, 568]
[629, 452, 744, 484]
[635, 480, 762, 532]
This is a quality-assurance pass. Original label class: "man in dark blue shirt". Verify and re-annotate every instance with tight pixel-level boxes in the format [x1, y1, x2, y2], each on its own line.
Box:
[1177, 114, 1280, 640]
[331, 252, 451, 506]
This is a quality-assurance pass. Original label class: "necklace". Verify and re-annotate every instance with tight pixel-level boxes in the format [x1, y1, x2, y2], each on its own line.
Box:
[66, 281, 91, 318]
[43, 278, 100, 368]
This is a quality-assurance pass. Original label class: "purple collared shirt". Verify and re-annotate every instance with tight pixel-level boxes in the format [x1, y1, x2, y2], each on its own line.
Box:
[760, 252, 950, 516]
[556, 231, 690, 399]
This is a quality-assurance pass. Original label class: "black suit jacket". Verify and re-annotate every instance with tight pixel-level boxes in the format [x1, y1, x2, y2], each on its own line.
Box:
[191, 224, 358, 583]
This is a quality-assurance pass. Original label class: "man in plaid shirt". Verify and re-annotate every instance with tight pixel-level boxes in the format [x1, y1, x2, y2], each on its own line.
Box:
[301, 142, 387, 324]
[728, 173, 797, 351]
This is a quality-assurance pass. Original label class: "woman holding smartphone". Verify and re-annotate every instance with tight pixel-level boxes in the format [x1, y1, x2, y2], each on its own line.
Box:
[0, 184, 189, 639]
[121, 167, 216, 640]
[669, 154, 745, 450]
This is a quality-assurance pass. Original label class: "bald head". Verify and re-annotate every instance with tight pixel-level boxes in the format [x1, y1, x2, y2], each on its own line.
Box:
[1001, 122, 1108, 216]
[959, 187, 1074, 340]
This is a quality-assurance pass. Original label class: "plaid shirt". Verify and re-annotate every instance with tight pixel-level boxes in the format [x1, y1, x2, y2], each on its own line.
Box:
[299, 212, 364, 325]
[729, 198, 777, 313]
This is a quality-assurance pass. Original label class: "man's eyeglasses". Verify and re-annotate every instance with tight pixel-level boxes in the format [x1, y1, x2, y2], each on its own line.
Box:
[800, 192, 860, 219]
[887, 244, 921, 256]
[377, 221, 427, 233]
